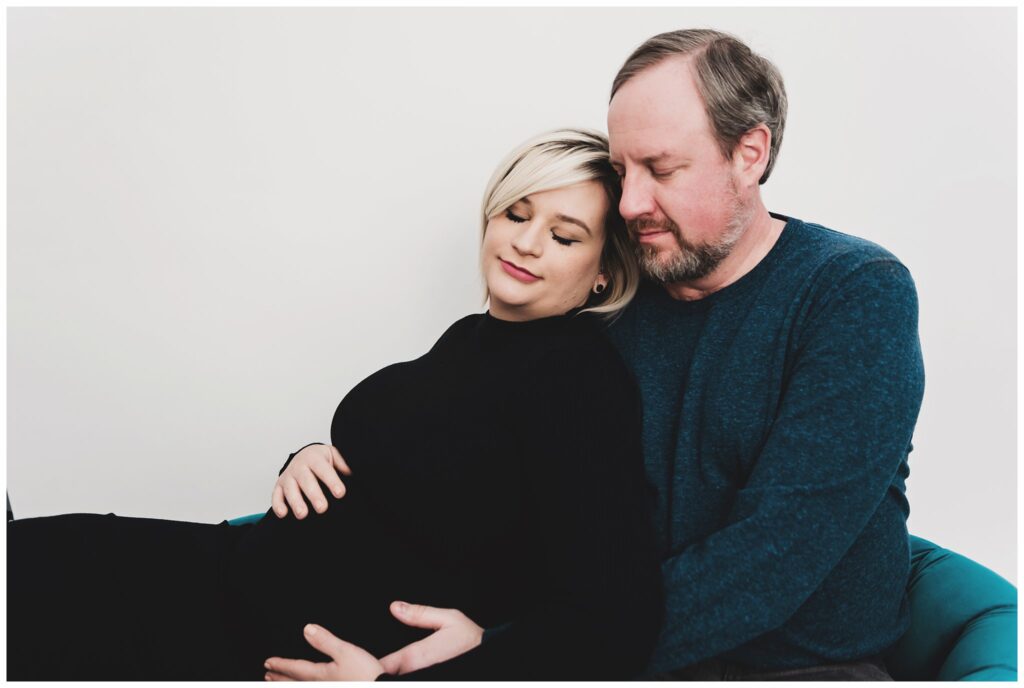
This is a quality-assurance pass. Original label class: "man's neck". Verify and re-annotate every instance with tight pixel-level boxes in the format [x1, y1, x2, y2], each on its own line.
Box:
[662, 205, 786, 302]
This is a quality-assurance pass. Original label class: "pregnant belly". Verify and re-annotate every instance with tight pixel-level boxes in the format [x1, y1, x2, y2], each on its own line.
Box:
[222, 491, 472, 671]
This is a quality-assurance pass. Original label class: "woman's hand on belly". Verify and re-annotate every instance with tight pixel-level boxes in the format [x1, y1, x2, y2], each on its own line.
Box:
[264, 624, 386, 681]
[261, 605, 485, 681]
[272, 445, 352, 519]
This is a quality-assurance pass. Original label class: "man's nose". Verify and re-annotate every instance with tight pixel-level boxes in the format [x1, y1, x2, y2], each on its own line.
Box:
[619, 173, 656, 221]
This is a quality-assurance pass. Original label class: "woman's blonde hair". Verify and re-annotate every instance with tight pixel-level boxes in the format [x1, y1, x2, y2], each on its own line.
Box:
[480, 128, 639, 320]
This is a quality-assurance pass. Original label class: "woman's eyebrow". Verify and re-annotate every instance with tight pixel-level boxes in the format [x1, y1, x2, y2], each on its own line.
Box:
[555, 214, 592, 236]
[521, 196, 591, 235]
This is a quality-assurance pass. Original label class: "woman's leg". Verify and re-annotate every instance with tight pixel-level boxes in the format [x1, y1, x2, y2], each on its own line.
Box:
[8, 512, 243, 680]
[8, 514, 133, 679]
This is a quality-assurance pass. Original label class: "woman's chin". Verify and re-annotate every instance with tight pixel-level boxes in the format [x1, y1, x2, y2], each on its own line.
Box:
[487, 284, 537, 309]
[489, 301, 531, 319]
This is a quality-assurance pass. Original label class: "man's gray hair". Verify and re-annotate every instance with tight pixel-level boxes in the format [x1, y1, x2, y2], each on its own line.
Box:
[611, 29, 788, 185]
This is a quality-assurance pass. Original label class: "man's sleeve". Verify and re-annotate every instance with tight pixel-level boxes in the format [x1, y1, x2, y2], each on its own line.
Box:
[650, 258, 925, 672]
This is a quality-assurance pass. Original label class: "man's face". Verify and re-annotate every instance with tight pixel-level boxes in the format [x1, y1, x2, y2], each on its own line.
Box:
[608, 56, 751, 284]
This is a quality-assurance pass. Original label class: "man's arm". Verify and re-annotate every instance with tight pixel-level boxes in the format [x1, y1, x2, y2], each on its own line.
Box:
[649, 258, 925, 672]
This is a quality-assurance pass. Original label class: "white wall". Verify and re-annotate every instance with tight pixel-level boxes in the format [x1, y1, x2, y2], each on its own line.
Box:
[7, 7, 1016, 584]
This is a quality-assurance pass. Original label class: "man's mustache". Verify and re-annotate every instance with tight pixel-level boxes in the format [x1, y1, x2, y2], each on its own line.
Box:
[627, 217, 678, 235]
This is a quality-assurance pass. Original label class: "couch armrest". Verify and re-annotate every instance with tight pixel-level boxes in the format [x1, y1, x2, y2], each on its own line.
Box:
[886, 536, 1017, 681]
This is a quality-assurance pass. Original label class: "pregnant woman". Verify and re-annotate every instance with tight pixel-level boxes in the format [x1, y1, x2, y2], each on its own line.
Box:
[7, 129, 663, 681]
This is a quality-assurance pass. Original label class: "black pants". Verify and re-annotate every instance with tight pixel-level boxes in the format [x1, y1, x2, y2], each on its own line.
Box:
[7, 513, 248, 680]
[650, 655, 892, 681]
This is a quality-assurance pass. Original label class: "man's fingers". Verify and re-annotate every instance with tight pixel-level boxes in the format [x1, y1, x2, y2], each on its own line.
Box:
[282, 477, 308, 519]
[309, 458, 346, 501]
[296, 469, 329, 514]
[330, 446, 352, 476]
[378, 631, 455, 675]
[378, 650, 404, 675]
[378, 640, 430, 675]
[271, 484, 287, 518]
[389, 601, 457, 630]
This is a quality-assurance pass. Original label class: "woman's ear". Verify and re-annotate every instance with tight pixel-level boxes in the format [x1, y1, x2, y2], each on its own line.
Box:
[592, 270, 609, 294]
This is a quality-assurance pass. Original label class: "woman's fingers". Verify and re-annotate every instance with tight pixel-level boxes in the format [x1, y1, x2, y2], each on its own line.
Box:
[264, 670, 291, 681]
[309, 456, 346, 500]
[272, 444, 350, 521]
[296, 468, 329, 514]
[330, 446, 352, 476]
[265, 657, 322, 681]
[271, 483, 288, 518]
[282, 476, 308, 519]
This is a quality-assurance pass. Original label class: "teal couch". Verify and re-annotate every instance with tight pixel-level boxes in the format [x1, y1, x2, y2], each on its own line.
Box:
[228, 515, 1017, 681]
[885, 536, 1017, 681]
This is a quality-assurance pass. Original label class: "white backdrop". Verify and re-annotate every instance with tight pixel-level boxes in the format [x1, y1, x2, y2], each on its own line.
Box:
[7, 7, 1017, 584]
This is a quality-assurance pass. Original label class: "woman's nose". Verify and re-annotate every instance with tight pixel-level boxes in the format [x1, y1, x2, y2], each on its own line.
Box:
[510, 222, 543, 257]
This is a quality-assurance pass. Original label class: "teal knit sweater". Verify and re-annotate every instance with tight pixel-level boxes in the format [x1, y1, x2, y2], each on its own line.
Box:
[606, 214, 925, 673]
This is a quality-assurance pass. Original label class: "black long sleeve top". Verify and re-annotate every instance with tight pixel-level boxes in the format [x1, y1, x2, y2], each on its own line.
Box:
[224, 310, 663, 680]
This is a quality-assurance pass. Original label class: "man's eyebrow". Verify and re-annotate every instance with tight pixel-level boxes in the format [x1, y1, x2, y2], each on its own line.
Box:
[641, 152, 674, 165]
[610, 152, 678, 167]
[556, 213, 592, 236]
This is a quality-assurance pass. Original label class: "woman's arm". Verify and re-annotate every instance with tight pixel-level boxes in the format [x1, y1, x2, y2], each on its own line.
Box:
[271, 443, 351, 519]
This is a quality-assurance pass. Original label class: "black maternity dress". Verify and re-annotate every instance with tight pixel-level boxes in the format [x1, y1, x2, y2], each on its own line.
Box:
[7, 310, 663, 680]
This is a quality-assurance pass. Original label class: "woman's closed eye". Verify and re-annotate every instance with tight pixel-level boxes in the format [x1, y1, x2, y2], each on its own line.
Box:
[550, 230, 579, 246]
[505, 209, 578, 246]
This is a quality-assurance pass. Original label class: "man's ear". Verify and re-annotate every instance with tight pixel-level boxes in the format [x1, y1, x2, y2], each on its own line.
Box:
[732, 124, 772, 188]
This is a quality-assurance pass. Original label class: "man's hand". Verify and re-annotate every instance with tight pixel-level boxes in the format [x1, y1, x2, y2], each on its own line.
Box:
[272, 445, 351, 519]
[378, 601, 484, 675]
[264, 624, 384, 681]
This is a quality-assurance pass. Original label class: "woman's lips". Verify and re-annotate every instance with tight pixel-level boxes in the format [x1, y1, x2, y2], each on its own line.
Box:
[500, 259, 540, 283]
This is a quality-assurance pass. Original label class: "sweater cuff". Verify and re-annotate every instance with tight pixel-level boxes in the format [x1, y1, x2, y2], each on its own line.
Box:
[277, 442, 326, 476]
[481, 621, 513, 644]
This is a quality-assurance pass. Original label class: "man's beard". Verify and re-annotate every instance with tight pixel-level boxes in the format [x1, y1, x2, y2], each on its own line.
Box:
[629, 186, 752, 284]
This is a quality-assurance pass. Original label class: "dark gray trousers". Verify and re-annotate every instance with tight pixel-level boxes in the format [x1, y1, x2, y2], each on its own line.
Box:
[649, 655, 892, 681]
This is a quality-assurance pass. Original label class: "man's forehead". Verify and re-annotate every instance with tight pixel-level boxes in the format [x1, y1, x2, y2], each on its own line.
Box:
[608, 119, 703, 162]
[608, 127, 670, 157]
[608, 61, 709, 159]
[609, 56, 699, 106]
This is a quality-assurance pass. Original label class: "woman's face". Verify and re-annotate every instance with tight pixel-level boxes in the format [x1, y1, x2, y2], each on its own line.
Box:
[482, 180, 609, 321]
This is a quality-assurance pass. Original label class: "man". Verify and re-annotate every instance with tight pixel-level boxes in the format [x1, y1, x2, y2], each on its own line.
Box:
[265, 29, 924, 681]
[596, 29, 923, 680]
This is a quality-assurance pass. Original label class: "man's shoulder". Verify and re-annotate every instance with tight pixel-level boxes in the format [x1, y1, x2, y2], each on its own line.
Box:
[783, 218, 919, 328]
[786, 217, 908, 285]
